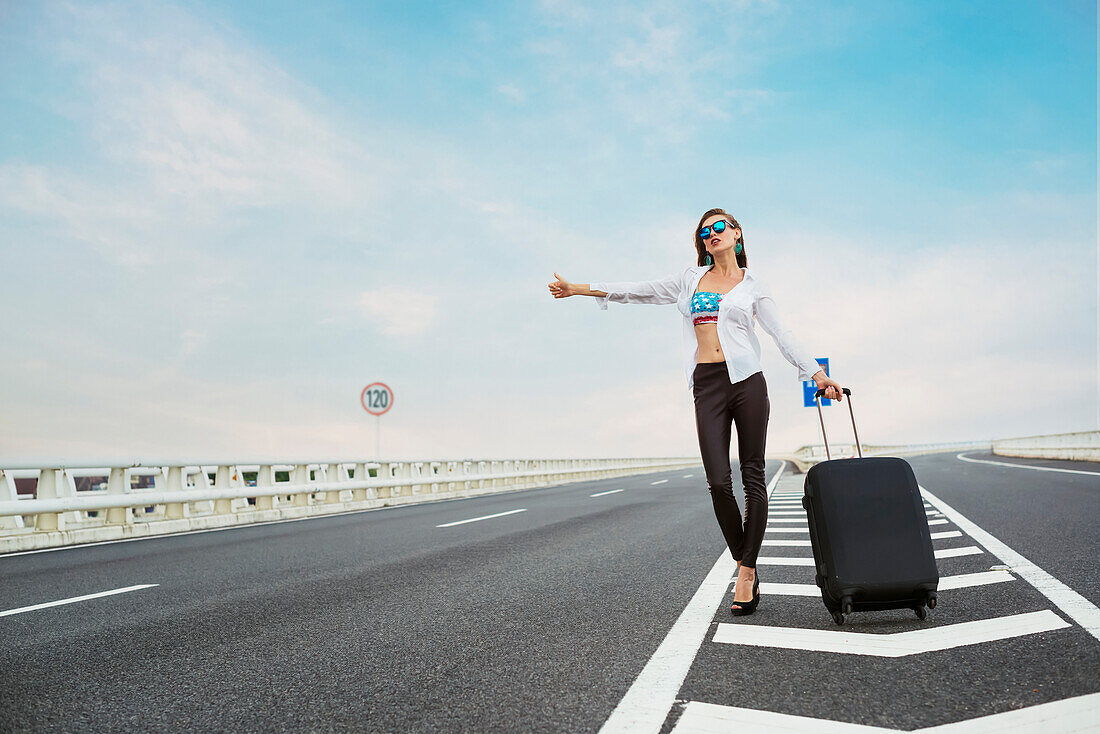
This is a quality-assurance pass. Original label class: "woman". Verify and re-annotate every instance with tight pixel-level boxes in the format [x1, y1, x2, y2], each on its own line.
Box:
[547, 208, 844, 616]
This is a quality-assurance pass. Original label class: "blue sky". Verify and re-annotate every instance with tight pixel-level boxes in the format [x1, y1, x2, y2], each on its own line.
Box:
[0, 0, 1096, 461]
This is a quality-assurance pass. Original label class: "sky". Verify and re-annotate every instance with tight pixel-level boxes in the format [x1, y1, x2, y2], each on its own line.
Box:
[0, 0, 1096, 463]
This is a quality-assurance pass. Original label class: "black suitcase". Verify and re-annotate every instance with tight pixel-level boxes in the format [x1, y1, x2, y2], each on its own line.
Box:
[802, 387, 939, 625]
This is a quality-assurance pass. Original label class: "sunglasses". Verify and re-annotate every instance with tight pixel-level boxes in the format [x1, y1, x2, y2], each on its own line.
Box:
[698, 220, 735, 240]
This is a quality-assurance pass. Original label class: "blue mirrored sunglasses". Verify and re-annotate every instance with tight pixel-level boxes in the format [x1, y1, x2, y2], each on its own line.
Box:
[699, 220, 733, 240]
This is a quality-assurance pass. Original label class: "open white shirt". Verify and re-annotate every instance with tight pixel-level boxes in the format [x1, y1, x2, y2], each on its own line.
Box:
[591, 264, 821, 391]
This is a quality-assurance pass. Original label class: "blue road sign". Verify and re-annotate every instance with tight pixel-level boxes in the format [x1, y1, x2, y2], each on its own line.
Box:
[803, 357, 830, 407]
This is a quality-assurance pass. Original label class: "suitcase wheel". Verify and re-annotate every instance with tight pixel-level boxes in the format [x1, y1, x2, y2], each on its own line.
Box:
[927, 594, 937, 609]
[842, 596, 853, 615]
[831, 610, 845, 626]
[914, 606, 928, 620]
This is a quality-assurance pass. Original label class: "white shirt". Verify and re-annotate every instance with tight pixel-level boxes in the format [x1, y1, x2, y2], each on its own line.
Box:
[591, 264, 822, 391]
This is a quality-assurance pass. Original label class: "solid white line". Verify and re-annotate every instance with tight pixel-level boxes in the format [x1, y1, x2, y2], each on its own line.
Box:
[670, 691, 1100, 733]
[712, 610, 1069, 657]
[650, 480, 669, 485]
[0, 584, 159, 617]
[435, 508, 527, 527]
[921, 483, 1100, 642]
[591, 489, 624, 497]
[596, 464, 786, 734]
[957, 452, 1100, 476]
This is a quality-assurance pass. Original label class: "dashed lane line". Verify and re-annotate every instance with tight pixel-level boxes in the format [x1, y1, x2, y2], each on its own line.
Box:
[1, 584, 159, 618]
[591, 489, 624, 497]
[435, 508, 527, 527]
[957, 452, 1100, 477]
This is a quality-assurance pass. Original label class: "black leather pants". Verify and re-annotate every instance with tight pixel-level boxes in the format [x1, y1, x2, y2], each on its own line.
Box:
[692, 363, 770, 568]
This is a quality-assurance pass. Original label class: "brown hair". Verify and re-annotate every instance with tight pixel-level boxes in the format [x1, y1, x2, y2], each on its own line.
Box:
[694, 208, 746, 268]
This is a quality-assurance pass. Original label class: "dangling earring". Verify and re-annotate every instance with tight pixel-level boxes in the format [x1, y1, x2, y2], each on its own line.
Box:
[704, 253, 713, 265]
[734, 242, 743, 254]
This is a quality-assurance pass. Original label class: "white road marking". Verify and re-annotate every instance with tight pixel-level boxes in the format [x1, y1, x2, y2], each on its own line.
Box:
[769, 511, 805, 516]
[938, 570, 1016, 590]
[921, 483, 1100, 642]
[764, 528, 808, 534]
[681, 474, 694, 478]
[0, 584, 159, 617]
[767, 519, 808, 525]
[670, 691, 1100, 733]
[650, 479, 669, 485]
[760, 571, 1016, 597]
[755, 557, 815, 566]
[591, 489, 624, 497]
[761, 539, 811, 546]
[930, 530, 963, 539]
[712, 610, 1069, 657]
[934, 546, 983, 558]
[596, 464, 786, 734]
[957, 452, 1100, 476]
[435, 508, 527, 527]
[755, 546, 979, 566]
[927, 518, 949, 526]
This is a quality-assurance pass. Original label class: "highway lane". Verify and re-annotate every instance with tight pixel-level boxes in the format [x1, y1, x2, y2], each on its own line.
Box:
[915, 450, 1100, 607]
[1, 451, 1097, 732]
[0, 462, 750, 733]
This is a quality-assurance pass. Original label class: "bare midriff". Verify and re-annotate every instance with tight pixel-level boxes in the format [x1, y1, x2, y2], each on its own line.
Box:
[694, 267, 746, 365]
[695, 322, 725, 363]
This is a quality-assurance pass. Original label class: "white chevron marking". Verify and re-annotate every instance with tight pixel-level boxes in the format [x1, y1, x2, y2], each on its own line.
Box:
[670, 691, 1100, 733]
[712, 610, 1069, 657]
[759, 571, 1016, 597]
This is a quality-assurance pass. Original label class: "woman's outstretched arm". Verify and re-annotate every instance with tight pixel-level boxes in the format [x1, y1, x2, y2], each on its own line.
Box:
[548, 269, 684, 309]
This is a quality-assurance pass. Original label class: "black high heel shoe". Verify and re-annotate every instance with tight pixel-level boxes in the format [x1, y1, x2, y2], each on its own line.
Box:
[730, 571, 761, 616]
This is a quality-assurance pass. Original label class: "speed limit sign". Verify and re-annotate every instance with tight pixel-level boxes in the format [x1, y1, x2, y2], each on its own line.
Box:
[361, 382, 393, 416]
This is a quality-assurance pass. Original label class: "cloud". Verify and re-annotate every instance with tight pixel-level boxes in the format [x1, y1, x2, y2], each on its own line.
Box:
[496, 83, 526, 103]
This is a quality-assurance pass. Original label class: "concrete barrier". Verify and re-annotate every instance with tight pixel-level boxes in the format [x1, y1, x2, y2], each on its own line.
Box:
[992, 430, 1100, 462]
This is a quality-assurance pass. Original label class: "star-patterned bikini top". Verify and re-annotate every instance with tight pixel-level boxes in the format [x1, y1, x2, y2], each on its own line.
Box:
[690, 291, 723, 325]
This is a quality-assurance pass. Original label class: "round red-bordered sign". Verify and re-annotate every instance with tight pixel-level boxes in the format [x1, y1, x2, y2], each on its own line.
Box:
[361, 382, 394, 416]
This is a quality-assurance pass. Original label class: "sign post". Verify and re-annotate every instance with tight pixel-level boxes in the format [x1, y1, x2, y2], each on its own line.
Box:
[803, 358, 830, 408]
[361, 382, 394, 460]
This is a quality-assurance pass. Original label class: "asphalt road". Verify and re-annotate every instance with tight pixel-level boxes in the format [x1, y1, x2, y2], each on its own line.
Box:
[1, 450, 1097, 732]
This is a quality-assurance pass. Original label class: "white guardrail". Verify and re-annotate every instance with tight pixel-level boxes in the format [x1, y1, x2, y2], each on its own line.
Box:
[0, 457, 699, 552]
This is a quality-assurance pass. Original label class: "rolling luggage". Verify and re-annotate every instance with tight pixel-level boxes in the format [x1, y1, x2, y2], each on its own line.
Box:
[802, 387, 939, 625]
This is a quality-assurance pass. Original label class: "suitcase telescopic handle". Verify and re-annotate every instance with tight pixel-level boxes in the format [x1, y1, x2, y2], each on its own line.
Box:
[814, 387, 863, 461]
